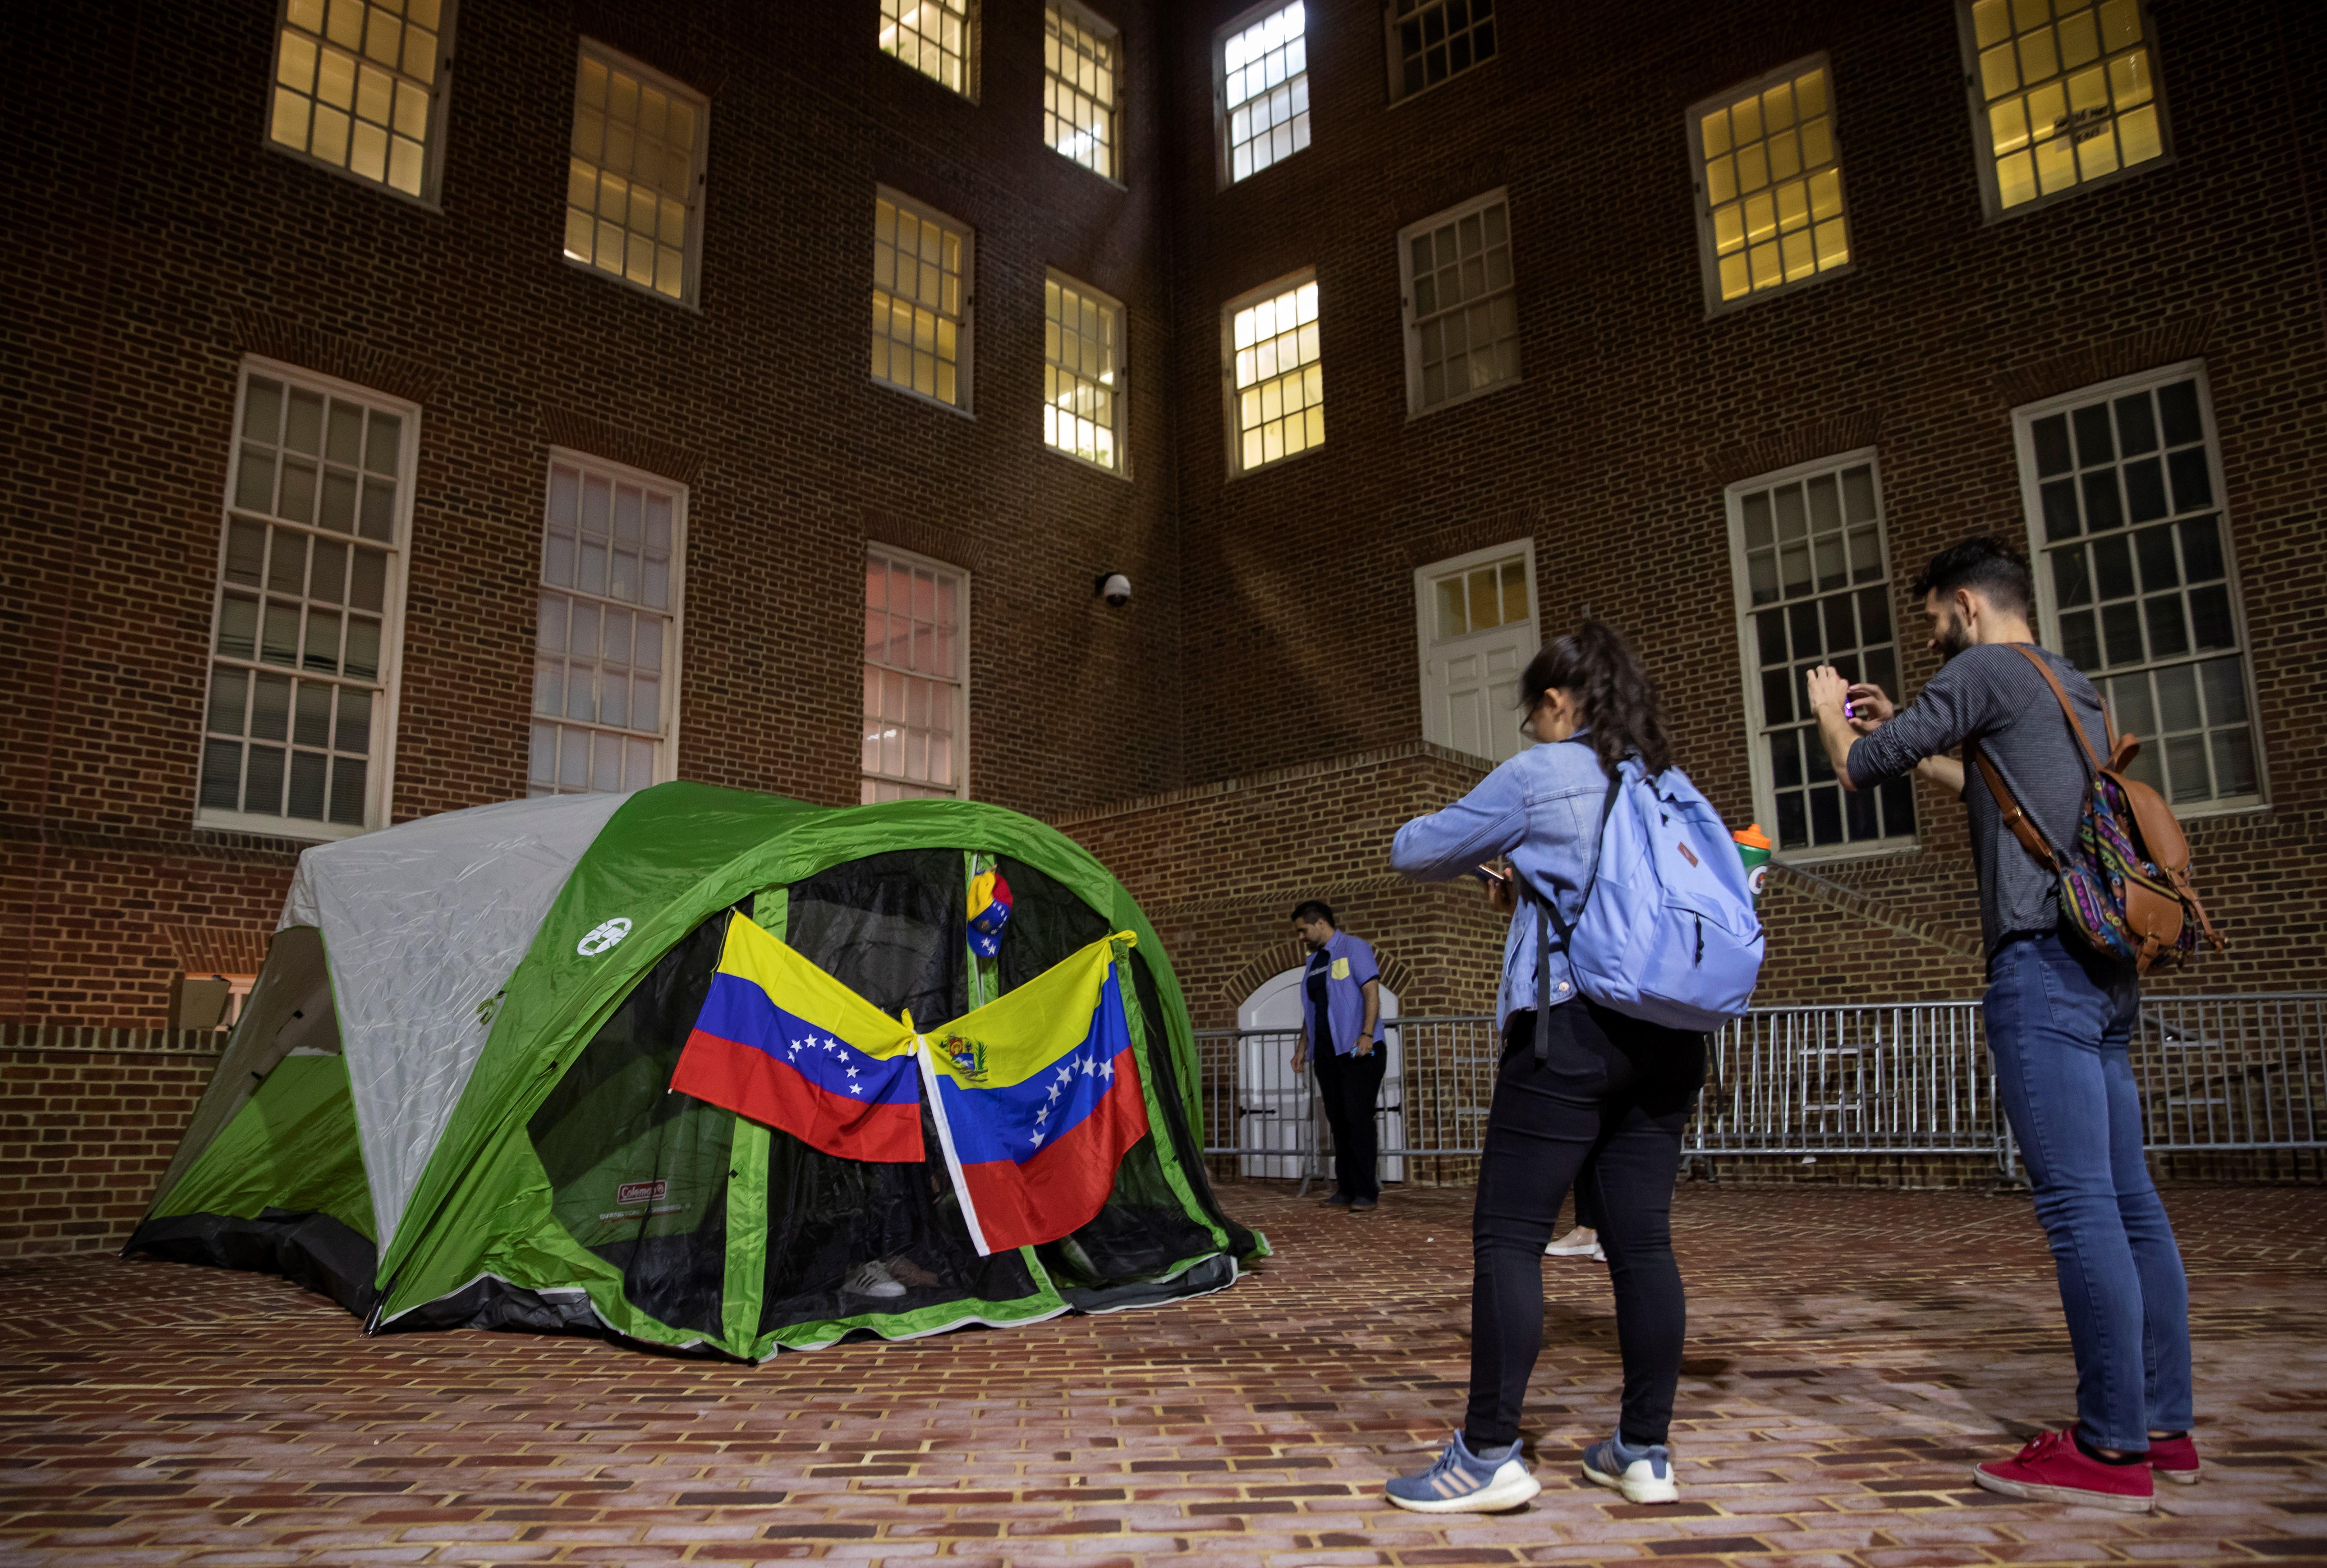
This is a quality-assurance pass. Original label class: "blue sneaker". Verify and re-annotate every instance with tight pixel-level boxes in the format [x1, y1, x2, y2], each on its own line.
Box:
[1385, 1431, 1540, 1513]
[1582, 1431, 1678, 1503]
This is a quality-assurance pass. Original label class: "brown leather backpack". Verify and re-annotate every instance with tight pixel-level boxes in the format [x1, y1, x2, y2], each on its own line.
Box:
[1969, 645, 2226, 975]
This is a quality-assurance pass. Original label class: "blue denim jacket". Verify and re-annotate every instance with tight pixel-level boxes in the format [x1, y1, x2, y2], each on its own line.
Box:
[1389, 737, 1610, 1028]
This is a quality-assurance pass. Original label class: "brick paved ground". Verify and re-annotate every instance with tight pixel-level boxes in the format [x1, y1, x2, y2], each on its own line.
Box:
[1, 1183, 2321, 1566]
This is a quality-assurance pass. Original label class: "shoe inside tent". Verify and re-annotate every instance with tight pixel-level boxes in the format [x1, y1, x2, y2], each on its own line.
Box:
[129, 783, 1262, 1358]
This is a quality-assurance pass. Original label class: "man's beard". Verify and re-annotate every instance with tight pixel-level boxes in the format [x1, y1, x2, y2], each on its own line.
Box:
[1934, 609, 1973, 661]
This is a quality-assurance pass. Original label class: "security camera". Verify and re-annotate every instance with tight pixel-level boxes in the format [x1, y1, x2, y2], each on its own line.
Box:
[1096, 572, 1132, 608]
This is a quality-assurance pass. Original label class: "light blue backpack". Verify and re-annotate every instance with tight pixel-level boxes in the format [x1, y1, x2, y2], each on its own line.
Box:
[1527, 749, 1765, 1035]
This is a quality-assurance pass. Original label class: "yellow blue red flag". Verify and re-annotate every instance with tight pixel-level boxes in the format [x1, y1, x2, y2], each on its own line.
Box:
[916, 932, 1148, 1255]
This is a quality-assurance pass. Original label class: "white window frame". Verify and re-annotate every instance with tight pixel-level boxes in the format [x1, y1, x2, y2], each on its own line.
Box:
[1725, 447, 1918, 863]
[1412, 537, 1539, 756]
[1397, 188, 1521, 418]
[880, 0, 979, 101]
[1044, 0, 1125, 186]
[1688, 52, 1853, 316]
[1220, 268, 1324, 480]
[862, 544, 972, 803]
[871, 185, 977, 417]
[528, 449, 688, 798]
[562, 40, 710, 310]
[1213, 0, 1312, 189]
[1954, 0, 2174, 223]
[1383, 0, 1501, 106]
[197, 357, 417, 841]
[2013, 360, 2263, 816]
[264, 0, 458, 208]
[1042, 269, 1129, 479]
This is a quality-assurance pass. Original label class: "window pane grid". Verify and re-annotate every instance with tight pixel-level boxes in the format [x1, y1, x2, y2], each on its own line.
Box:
[201, 372, 403, 829]
[1222, 3, 1309, 184]
[1230, 277, 1323, 472]
[863, 551, 964, 798]
[1392, 0, 1496, 100]
[1431, 558, 1527, 643]
[1045, 6, 1118, 179]
[269, 0, 445, 198]
[1407, 197, 1519, 410]
[873, 194, 970, 408]
[1971, 0, 2162, 211]
[564, 49, 703, 302]
[1738, 460, 1911, 852]
[1699, 61, 1848, 305]
[881, 0, 971, 96]
[2030, 377, 2252, 806]
[530, 460, 679, 798]
[1044, 275, 1122, 472]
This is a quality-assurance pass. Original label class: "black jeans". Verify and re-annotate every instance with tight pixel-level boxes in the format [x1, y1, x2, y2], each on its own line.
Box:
[1312, 1045, 1385, 1201]
[1465, 1002, 1705, 1450]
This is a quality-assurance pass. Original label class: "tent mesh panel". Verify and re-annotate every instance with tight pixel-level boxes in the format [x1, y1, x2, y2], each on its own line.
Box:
[527, 911, 736, 1337]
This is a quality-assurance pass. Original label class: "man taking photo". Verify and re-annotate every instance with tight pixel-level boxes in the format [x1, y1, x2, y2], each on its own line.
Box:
[1804, 535, 2196, 1513]
[1289, 901, 1384, 1213]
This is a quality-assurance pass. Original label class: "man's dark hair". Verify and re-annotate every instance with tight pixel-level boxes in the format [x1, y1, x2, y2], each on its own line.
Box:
[1911, 535, 2033, 617]
[1290, 900, 1336, 927]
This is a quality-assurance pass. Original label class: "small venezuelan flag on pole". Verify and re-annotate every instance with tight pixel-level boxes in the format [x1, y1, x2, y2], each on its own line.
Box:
[671, 913, 925, 1162]
[917, 932, 1149, 1256]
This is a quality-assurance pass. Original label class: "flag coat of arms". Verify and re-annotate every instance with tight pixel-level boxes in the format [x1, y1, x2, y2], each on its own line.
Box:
[917, 932, 1149, 1256]
[670, 914, 924, 1162]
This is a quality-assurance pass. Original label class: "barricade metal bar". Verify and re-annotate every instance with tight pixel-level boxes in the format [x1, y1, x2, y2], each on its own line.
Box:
[1197, 994, 2326, 1172]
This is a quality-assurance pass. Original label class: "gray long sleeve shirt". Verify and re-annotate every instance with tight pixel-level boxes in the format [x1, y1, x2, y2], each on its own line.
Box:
[1845, 642, 2108, 959]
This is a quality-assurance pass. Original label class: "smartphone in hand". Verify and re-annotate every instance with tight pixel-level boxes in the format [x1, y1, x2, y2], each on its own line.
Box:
[1470, 863, 1510, 885]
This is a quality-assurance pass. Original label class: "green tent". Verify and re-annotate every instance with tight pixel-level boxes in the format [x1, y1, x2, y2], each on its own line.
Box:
[131, 783, 1261, 1358]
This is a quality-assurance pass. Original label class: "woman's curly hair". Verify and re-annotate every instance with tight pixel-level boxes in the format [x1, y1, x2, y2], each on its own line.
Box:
[1519, 618, 1674, 778]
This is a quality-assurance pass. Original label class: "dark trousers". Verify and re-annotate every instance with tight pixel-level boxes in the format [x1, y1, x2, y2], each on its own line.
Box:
[1465, 1002, 1705, 1450]
[1312, 1045, 1385, 1201]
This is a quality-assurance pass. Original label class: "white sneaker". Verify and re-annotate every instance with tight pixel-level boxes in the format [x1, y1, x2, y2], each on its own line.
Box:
[842, 1260, 907, 1299]
[1546, 1226, 1605, 1260]
[1582, 1434, 1678, 1503]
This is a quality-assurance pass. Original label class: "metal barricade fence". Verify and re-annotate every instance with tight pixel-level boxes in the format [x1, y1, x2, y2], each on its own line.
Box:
[1197, 994, 2326, 1184]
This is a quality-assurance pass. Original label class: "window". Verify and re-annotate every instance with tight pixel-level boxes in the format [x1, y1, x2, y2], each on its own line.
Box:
[1960, 0, 2166, 216]
[1045, 4, 1120, 180]
[1218, 2, 1310, 185]
[1726, 451, 1915, 856]
[2018, 366, 2256, 809]
[267, 0, 453, 202]
[530, 456, 684, 798]
[1399, 191, 1519, 413]
[881, 0, 974, 97]
[872, 189, 974, 412]
[1415, 542, 1538, 765]
[1225, 273, 1323, 475]
[1691, 56, 1849, 310]
[863, 548, 968, 803]
[200, 364, 414, 838]
[1044, 272, 1124, 473]
[1386, 0, 1497, 101]
[563, 44, 707, 305]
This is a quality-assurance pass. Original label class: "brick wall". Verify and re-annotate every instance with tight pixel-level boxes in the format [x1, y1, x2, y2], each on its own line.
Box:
[1161, 0, 2327, 1002]
[0, 1027, 224, 1258]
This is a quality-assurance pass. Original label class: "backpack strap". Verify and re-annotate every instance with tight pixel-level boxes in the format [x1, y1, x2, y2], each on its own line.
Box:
[1525, 762, 1623, 1063]
[1971, 646, 2105, 876]
[2006, 643, 2109, 772]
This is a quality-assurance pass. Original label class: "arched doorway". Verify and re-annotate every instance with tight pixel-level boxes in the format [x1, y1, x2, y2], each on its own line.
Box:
[1234, 967, 1404, 1184]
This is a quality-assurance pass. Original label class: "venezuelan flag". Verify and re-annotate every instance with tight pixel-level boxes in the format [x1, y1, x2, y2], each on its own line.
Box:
[918, 932, 1149, 1255]
[670, 913, 924, 1162]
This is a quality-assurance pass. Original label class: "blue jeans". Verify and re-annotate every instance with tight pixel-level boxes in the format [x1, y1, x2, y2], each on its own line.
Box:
[1985, 932, 2193, 1451]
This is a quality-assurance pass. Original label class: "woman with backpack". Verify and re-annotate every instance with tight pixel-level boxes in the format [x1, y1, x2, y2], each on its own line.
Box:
[1382, 619, 1716, 1514]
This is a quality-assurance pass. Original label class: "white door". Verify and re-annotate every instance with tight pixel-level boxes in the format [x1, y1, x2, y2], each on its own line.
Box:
[1417, 541, 1539, 765]
[1236, 965, 1404, 1183]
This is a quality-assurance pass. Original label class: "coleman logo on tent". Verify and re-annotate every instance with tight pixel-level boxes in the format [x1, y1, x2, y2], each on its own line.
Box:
[616, 1179, 668, 1205]
[577, 917, 633, 956]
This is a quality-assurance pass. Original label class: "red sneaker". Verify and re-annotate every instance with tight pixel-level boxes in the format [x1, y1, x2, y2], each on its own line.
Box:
[2146, 1431, 2201, 1485]
[1972, 1429, 2154, 1512]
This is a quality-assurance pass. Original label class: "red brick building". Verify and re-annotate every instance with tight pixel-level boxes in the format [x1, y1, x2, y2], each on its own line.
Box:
[5, 0, 2324, 1243]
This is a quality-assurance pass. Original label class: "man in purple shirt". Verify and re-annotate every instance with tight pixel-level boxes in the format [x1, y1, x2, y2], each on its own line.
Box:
[1289, 901, 1383, 1212]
